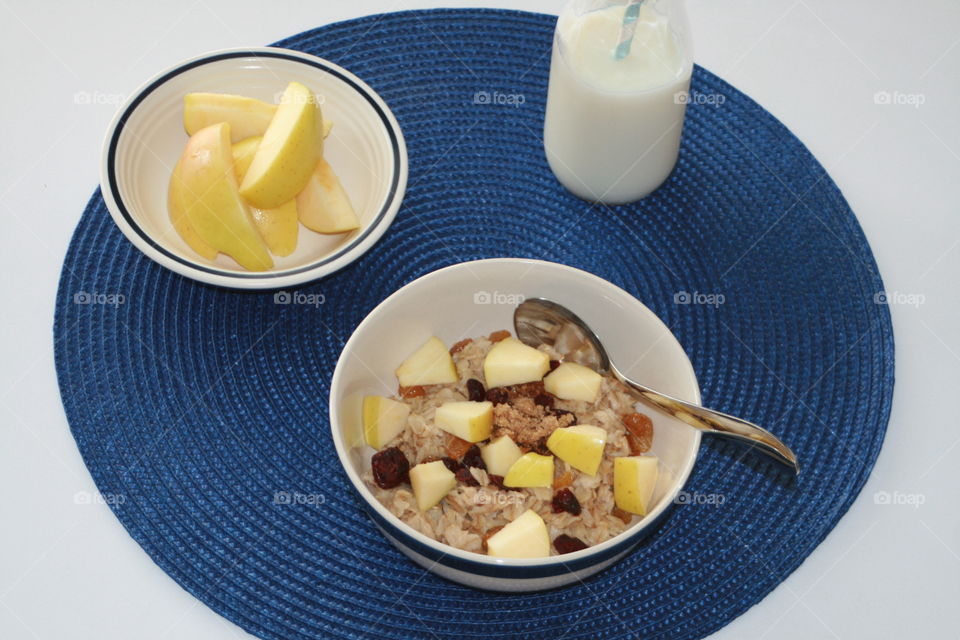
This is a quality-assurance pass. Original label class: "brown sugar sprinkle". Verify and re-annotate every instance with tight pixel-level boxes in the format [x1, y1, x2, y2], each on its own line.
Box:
[482, 525, 504, 552]
[622, 412, 653, 454]
[611, 506, 633, 525]
[553, 470, 574, 490]
[449, 338, 473, 355]
[492, 397, 575, 452]
[398, 385, 426, 399]
[487, 329, 512, 343]
[444, 433, 474, 460]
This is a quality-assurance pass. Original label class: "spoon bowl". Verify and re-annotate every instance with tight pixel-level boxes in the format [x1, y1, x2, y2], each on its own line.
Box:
[515, 298, 800, 474]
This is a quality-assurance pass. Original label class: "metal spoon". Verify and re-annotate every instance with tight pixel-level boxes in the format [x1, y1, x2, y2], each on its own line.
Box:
[514, 298, 800, 474]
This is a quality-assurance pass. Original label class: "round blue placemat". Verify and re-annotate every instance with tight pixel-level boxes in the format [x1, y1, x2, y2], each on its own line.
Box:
[54, 9, 894, 640]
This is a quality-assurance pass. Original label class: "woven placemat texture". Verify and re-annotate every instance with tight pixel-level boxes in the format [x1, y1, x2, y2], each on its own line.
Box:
[53, 9, 894, 639]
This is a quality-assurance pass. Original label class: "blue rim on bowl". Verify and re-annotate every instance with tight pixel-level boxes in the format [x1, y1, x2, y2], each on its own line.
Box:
[100, 47, 408, 289]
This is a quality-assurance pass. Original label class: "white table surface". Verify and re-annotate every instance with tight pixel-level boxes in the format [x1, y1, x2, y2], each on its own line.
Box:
[1, 1, 957, 638]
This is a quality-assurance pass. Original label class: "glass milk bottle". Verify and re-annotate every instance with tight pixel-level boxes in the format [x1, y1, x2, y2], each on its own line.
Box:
[543, 0, 693, 204]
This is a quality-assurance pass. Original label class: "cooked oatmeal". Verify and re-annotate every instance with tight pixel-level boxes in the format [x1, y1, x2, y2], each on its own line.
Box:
[362, 332, 654, 556]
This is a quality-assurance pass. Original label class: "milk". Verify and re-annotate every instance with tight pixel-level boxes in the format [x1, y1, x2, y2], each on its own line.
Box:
[544, 1, 693, 204]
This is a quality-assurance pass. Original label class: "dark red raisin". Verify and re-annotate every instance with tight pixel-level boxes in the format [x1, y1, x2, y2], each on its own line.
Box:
[549, 359, 561, 371]
[554, 534, 588, 554]
[371, 447, 410, 489]
[487, 474, 519, 491]
[440, 457, 461, 473]
[486, 387, 509, 404]
[534, 393, 555, 408]
[455, 466, 480, 486]
[466, 378, 486, 402]
[552, 488, 582, 515]
[462, 445, 486, 470]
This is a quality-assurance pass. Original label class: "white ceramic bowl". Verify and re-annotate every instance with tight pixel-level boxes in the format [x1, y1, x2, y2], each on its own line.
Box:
[329, 259, 702, 591]
[101, 47, 407, 289]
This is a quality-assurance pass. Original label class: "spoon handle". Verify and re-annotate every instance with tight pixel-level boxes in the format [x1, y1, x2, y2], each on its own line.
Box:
[618, 376, 800, 474]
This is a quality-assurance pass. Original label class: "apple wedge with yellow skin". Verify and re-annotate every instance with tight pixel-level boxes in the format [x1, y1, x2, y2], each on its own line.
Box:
[362, 395, 410, 450]
[614, 455, 659, 516]
[167, 168, 217, 260]
[239, 81, 322, 209]
[232, 136, 299, 257]
[486, 509, 550, 558]
[503, 452, 554, 488]
[184, 92, 334, 142]
[168, 123, 272, 271]
[296, 157, 360, 234]
[546, 425, 607, 476]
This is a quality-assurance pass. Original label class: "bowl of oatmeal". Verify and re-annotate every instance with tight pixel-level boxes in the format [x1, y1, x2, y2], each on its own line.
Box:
[329, 258, 701, 591]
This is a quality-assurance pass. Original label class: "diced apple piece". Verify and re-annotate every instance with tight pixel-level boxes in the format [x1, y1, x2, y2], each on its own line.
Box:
[543, 362, 603, 403]
[435, 401, 493, 443]
[486, 509, 550, 558]
[184, 92, 277, 142]
[546, 425, 607, 476]
[409, 460, 457, 511]
[481, 435, 523, 476]
[503, 452, 554, 488]
[482, 337, 550, 388]
[362, 395, 410, 450]
[239, 81, 322, 209]
[297, 157, 360, 234]
[168, 123, 272, 271]
[614, 455, 659, 516]
[395, 337, 458, 386]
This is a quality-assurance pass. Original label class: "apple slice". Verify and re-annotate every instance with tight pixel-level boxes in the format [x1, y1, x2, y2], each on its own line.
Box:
[184, 93, 277, 142]
[167, 169, 217, 260]
[435, 401, 493, 442]
[409, 460, 457, 511]
[486, 509, 550, 558]
[232, 136, 299, 257]
[185, 92, 334, 142]
[614, 455, 659, 516]
[168, 123, 272, 271]
[297, 157, 360, 234]
[543, 362, 603, 403]
[503, 452, 554, 488]
[481, 435, 523, 476]
[395, 337, 458, 386]
[362, 395, 410, 450]
[239, 81, 322, 209]
[546, 425, 607, 476]
[483, 337, 550, 389]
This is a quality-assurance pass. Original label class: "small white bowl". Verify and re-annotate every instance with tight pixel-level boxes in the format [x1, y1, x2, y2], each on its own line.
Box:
[100, 47, 407, 289]
[329, 259, 702, 591]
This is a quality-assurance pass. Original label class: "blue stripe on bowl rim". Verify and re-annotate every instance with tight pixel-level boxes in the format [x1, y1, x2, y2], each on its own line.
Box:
[362, 496, 674, 579]
[105, 49, 402, 279]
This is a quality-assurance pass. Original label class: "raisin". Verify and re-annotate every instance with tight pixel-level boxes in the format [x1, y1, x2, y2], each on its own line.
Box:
[445, 433, 473, 460]
[533, 393, 555, 408]
[486, 387, 509, 404]
[455, 466, 480, 486]
[462, 444, 486, 470]
[466, 378, 486, 402]
[553, 471, 574, 490]
[371, 447, 410, 489]
[488, 329, 511, 343]
[549, 359, 561, 371]
[611, 506, 633, 525]
[440, 457, 461, 473]
[531, 437, 551, 456]
[399, 385, 425, 399]
[450, 338, 473, 355]
[488, 474, 518, 491]
[554, 534, 588, 554]
[510, 381, 545, 398]
[552, 488, 582, 515]
[623, 412, 653, 454]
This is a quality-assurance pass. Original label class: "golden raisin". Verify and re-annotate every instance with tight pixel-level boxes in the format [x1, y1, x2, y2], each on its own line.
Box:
[444, 433, 473, 460]
[449, 338, 473, 354]
[622, 412, 653, 454]
[399, 385, 426, 399]
[611, 506, 633, 525]
[488, 329, 511, 343]
[553, 471, 574, 489]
